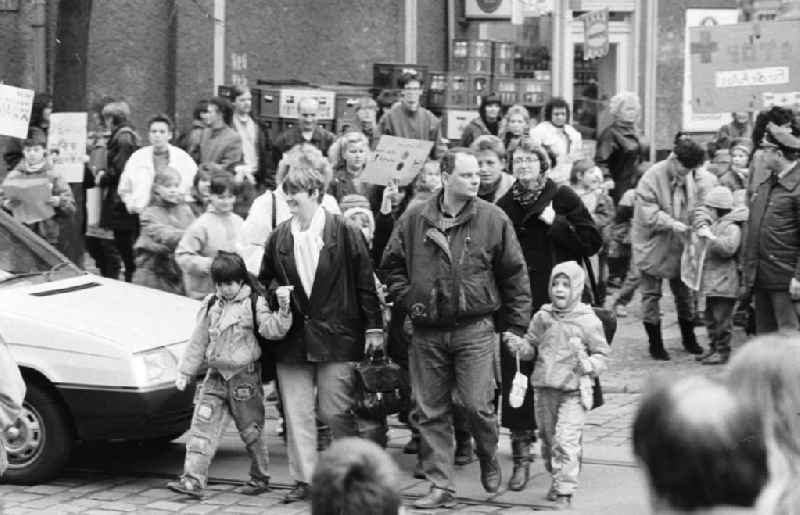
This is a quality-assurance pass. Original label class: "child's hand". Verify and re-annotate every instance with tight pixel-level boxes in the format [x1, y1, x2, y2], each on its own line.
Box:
[175, 373, 189, 391]
[697, 226, 716, 240]
[503, 331, 525, 354]
[275, 285, 294, 312]
[47, 196, 61, 207]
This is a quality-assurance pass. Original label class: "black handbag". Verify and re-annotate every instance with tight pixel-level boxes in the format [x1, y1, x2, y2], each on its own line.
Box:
[353, 348, 404, 420]
[582, 256, 616, 410]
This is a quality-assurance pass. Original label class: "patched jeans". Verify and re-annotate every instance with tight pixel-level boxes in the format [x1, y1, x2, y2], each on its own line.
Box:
[410, 317, 499, 493]
[182, 363, 269, 487]
[535, 388, 587, 496]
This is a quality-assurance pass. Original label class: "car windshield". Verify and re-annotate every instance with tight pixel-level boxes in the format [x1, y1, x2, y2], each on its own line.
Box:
[0, 213, 84, 287]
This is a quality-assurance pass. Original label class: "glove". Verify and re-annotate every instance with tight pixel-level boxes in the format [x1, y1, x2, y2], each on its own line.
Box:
[175, 373, 189, 391]
[672, 221, 689, 233]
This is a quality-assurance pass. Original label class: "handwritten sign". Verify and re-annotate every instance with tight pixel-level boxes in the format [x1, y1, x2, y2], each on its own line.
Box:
[0, 85, 34, 139]
[278, 89, 335, 120]
[689, 20, 800, 113]
[581, 9, 609, 60]
[1, 176, 54, 224]
[48, 113, 87, 183]
[362, 136, 433, 187]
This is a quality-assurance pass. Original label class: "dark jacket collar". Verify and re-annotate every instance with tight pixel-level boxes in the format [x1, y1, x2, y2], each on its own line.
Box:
[420, 191, 478, 230]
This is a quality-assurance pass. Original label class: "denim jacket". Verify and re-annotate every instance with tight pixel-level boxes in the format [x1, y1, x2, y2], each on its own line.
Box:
[179, 284, 291, 379]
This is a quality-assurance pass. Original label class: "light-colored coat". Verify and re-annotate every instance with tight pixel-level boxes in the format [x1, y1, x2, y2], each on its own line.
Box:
[631, 158, 717, 278]
[175, 208, 244, 300]
[179, 285, 291, 380]
[697, 207, 748, 298]
[117, 144, 198, 214]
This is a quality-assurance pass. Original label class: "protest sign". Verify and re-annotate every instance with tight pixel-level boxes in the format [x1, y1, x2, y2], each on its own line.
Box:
[681, 233, 707, 291]
[0, 85, 34, 139]
[48, 113, 88, 183]
[689, 20, 800, 113]
[1, 176, 54, 224]
[361, 136, 433, 187]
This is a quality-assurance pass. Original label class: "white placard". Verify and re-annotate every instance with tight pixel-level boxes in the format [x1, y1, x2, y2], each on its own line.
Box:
[47, 113, 88, 183]
[444, 109, 479, 140]
[361, 136, 433, 187]
[278, 89, 335, 120]
[682, 9, 739, 132]
[0, 84, 34, 139]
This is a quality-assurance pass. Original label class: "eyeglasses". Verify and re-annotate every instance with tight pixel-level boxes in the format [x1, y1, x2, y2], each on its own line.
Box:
[403, 87, 422, 92]
[513, 156, 540, 165]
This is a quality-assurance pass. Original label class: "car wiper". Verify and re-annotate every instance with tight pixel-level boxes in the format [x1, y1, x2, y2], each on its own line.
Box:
[0, 271, 45, 284]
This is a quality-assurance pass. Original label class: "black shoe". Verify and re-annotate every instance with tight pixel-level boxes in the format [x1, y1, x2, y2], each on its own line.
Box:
[454, 438, 474, 466]
[508, 436, 531, 491]
[413, 487, 456, 509]
[236, 478, 270, 495]
[554, 494, 572, 510]
[644, 322, 671, 361]
[403, 435, 419, 454]
[413, 460, 425, 479]
[479, 454, 502, 493]
[282, 482, 309, 504]
[678, 318, 704, 354]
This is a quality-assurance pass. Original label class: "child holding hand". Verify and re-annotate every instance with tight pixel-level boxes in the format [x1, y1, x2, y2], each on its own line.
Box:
[168, 251, 293, 498]
[504, 261, 610, 510]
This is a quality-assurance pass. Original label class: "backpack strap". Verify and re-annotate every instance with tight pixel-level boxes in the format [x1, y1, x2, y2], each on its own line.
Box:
[270, 190, 277, 231]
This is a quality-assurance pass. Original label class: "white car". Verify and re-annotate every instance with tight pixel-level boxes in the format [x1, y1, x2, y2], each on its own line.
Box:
[0, 210, 199, 484]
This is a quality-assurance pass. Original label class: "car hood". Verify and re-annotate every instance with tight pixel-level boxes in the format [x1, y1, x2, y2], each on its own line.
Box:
[0, 275, 200, 354]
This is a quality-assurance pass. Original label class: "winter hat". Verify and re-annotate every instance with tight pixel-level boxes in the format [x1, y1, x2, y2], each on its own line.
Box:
[339, 194, 371, 212]
[569, 158, 596, 185]
[704, 186, 734, 211]
[549, 260, 585, 313]
[341, 194, 376, 242]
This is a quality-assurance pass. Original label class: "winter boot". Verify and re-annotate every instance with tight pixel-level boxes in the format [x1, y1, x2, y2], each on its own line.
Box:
[678, 318, 704, 355]
[454, 435, 474, 466]
[508, 432, 532, 491]
[644, 322, 670, 361]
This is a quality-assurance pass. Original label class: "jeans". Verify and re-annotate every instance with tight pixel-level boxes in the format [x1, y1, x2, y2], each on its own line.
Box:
[183, 363, 270, 488]
[113, 228, 138, 282]
[276, 361, 387, 484]
[753, 288, 800, 333]
[535, 388, 586, 496]
[704, 296, 736, 354]
[410, 317, 499, 493]
[640, 272, 693, 325]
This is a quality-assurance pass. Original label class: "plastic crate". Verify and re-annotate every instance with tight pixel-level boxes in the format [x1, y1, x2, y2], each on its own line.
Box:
[427, 71, 448, 110]
[445, 73, 468, 107]
[469, 40, 493, 58]
[467, 74, 492, 108]
[373, 63, 428, 91]
[516, 79, 551, 106]
[468, 57, 492, 74]
[452, 39, 470, 59]
[492, 77, 517, 106]
[492, 58, 514, 77]
[492, 41, 514, 61]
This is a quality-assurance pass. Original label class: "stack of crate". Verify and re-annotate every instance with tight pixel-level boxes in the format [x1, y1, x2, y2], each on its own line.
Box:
[256, 83, 336, 142]
[491, 41, 516, 107]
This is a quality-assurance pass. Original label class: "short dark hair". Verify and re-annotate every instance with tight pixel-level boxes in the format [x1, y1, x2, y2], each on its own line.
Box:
[229, 84, 249, 101]
[209, 173, 235, 196]
[543, 97, 571, 123]
[210, 251, 249, 285]
[673, 137, 706, 169]
[147, 113, 173, 132]
[311, 438, 401, 515]
[208, 96, 233, 126]
[633, 376, 768, 511]
[192, 99, 209, 122]
[398, 71, 423, 89]
[440, 147, 475, 176]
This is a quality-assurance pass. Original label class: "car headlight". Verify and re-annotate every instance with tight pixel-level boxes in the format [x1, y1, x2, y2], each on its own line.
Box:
[132, 347, 178, 388]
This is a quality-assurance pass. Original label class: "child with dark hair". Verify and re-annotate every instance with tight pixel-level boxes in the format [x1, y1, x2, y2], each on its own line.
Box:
[176, 174, 244, 299]
[189, 168, 212, 217]
[168, 251, 292, 498]
[132, 168, 196, 294]
[1, 129, 75, 250]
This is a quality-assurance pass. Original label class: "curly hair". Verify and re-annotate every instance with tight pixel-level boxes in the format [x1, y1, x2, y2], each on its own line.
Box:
[508, 136, 551, 175]
[609, 91, 640, 120]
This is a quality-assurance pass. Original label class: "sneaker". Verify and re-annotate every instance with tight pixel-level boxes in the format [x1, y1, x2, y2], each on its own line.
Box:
[554, 495, 572, 510]
[413, 487, 456, 509]
[282, 482, 310, 504]
[614, 304, 628, 317]
[235, 478, 270, 495]
[166, 477, 204, 499]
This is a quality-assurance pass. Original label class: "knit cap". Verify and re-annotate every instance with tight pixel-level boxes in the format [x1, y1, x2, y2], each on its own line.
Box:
[339, 194, 371, 212]
[729, 137, 752, 156]
[704, 186, 734, 210]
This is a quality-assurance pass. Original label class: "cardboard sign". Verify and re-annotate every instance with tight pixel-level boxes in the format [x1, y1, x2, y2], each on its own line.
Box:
[681, 234, 708, 292]
[689, 20, 800, 113]
[444, 109, 478, 140]
[278, 89, 335, 120]
[362, 136, 433, 187]
[0, 85, 34, 139]
[1, 177, 54, 224]
[47, 113, 88, 183]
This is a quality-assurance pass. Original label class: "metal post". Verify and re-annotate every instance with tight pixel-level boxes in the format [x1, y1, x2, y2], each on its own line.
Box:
[405, 0, 418, 64]
[213, 0, 225, 91]
[645, 0, 658, 163]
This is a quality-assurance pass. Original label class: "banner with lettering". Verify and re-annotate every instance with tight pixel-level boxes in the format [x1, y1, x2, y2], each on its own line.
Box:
[48, 113, 88, 183]
[581, 9, 610, 60]
[0, 85, 34, 139]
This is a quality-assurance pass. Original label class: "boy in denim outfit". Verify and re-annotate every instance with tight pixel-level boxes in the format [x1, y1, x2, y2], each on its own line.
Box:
[167, 252, 292, 498]
[506, 261, 610, 510]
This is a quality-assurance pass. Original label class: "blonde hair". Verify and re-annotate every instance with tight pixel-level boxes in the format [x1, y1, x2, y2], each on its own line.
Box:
[101, 101, 131, 126]
[329, 131, 370, 169]
[609, 91, 640, 120]
[277, 143, 333, 195]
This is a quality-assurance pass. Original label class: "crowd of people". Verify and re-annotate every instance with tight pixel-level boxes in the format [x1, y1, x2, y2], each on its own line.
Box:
[2, 71, 800, 512]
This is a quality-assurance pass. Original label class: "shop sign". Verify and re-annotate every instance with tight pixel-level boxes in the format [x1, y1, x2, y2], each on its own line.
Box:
[466, 0, 553, 21]
[580, 9, 609, 60]
[689, 20, 800, 113]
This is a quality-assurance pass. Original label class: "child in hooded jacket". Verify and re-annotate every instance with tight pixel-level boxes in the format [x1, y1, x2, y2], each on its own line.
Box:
[505, 261, 610, 509]
[168, 251, 293, 498]
[132, 167, 196, 294]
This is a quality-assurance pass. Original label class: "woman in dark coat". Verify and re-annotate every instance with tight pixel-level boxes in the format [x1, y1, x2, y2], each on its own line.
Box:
[595, 91, 643, 205]
[495, 136, 602, 491]
[96, 101, 139, 281]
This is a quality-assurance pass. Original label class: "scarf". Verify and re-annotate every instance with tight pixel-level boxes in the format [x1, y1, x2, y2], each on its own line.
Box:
[478, 175, 502, 201]
[291, 205, 326, 297]
[511, 176, 547, 208]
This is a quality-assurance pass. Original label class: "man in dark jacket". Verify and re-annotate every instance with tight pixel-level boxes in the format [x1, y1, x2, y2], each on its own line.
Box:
[380, 148, 531, 509]
[743, 123, 800, 333]
[272, 97, 335, 170]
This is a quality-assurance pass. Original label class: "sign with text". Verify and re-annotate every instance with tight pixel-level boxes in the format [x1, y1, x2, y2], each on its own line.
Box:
[362, 136, 433, 187]
[689, 20, 800, 113]
[581, 9, 609, 60]
[0, 85, 34, 139]
[47, 113, 88, 183]
[278, 89, 335, 120]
